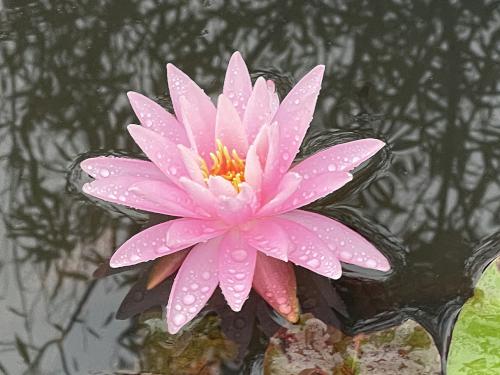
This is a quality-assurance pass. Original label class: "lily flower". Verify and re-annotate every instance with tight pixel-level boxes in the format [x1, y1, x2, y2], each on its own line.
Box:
[81, 52, 390, 334]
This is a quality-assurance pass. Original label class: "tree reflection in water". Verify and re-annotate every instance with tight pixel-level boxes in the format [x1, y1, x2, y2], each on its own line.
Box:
[1, 0, 500, 373]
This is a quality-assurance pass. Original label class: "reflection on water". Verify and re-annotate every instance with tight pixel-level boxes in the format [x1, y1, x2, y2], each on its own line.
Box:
[1, 0, 500, 373]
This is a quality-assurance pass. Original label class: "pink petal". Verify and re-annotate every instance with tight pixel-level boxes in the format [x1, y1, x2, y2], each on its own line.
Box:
[242, 77, 271, 144]
[216, 183, 257, 224]
[283, 210, 390, 271]
[165, 218, 227, 249]
[258, 172, 302, 216]
[274, 217, 342, 279]
[147, 249, 189, 290]
[127, 125, 187, 186]
[110, 221, 179, 268]
[291, 139, 385, 176]
[277, 171, 353, 213]
[223, 51, 252, 119]
[260, 121, 281, 200]
[127, 91, 188, 145]
[272, 66, 325, 184]
[179, 177, 219, 216]
[166, 63, 216, 159]
[253, 123, 270, 167]
[166, 63, 216, 124]
[80, 157, 167, 181]
[244, 144, 263, 193]
[177, 144, 205, 185]
[129, 180, 208, 218]
[215, 94, 248, 155]
[243, 218, 290, 261]
[166, 239, 220, 334]
[266, 79, 280, 118]
[207, 176, 237, 197]
[82, 176, 182, 216]
[253, 252, 299, 322]
[218, 230, 257, 311]
[179, 95, 216, 160]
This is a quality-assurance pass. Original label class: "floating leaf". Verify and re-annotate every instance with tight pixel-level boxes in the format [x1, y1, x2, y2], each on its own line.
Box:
[447, 257, 500, 375]
[263, 314, 440, 374]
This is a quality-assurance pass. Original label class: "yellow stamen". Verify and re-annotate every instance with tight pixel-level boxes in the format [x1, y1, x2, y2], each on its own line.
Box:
[201, 139, 246, 191]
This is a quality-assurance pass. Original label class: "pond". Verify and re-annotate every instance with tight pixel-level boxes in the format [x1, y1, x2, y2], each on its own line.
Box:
[1, 1, 499, 374]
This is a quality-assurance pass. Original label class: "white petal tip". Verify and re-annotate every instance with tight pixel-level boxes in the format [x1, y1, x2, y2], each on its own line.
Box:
[167, 324, 181, 335]
[378, 262, 391, 272]
[127, 123, 140, 131]
[370, 138, 386, 151]
[80, 160, 92, 173]
[231, 51, 243, 59]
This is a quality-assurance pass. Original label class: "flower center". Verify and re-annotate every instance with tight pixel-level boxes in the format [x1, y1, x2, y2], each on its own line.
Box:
[200, 139, 245, 190]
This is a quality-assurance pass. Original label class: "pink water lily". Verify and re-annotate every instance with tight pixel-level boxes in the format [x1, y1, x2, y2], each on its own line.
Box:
[81, 52, 390, 334]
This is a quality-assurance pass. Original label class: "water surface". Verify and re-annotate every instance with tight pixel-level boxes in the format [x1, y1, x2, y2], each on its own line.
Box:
[1, 1, 500, 373]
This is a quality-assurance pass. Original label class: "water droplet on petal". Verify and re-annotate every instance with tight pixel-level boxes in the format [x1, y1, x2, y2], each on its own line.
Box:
[156, 246, 171, 254]
[231, 249, 248, 262]
[327, 164, 337, 172]
[279, 304, 292, 314]
[306, 258, 320, 268]
[234, 273, 245, 280]
[99, 168, 110, 177]
[234, 284, 245, 292]
[339, 251, 353, 260]
[182, 294, 195, 305]
[276, 296, 287, 304]
[201, 271, 211, 280]
[173, 313, 186, 326]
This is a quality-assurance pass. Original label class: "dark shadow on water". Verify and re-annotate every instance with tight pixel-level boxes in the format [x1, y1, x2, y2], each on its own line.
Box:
[1, 0, 500, 373]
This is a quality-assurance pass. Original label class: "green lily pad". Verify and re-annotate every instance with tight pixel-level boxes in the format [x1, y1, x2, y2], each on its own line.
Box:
[263, 314, 440, 374]
[447, 257, 500, 375]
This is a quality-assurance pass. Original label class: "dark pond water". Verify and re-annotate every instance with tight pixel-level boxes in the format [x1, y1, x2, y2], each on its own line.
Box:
[1, 0, 500, 374]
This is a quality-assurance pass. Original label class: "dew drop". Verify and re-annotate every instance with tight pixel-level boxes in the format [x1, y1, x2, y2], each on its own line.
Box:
[327, 164, 337, 172]
[366, 259, 377, 268]
[276, 296, 287, 304]
[99, 168, 110, 177]
[279, 304, 292, 314]
[231, 249, 248, 262]
[234, 284, 245, 292]
[182, 294, 195, 305]
[156, 246, 171, 254]
[306, 258, 320, 268]
[173, 313, 186, 326]
[339, 251, 353, 260]
[201, 271, 211, 280]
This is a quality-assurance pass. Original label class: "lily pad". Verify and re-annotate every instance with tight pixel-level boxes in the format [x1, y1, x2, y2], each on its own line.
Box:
[263, 314, 440, 374]
[447, 257, 500, 375]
